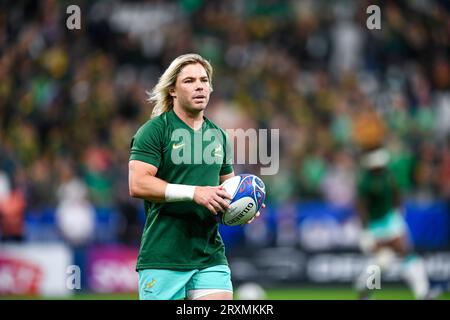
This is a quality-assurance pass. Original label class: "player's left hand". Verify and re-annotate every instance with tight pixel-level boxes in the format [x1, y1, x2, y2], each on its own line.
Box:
[246, 203, 265, 224]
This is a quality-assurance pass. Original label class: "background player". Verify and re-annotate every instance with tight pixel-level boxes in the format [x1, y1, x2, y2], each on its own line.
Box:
[354, 146, 431, 300]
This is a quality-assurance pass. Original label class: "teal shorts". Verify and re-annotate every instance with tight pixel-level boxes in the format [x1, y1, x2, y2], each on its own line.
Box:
[138, 265, 233, 300]
[368, 209, 407, 241]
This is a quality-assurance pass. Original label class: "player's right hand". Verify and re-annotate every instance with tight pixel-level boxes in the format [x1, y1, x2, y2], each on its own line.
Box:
[193, 186, 232, 215]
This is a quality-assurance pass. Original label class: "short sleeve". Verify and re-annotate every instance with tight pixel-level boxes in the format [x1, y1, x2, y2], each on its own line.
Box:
[220, 130, 234, 176]
[129, 119, 164, 168]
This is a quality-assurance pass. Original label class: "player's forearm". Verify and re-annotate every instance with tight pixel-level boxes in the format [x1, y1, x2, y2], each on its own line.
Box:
[129, 174, 168, 202]
[129, 175, 197, 203]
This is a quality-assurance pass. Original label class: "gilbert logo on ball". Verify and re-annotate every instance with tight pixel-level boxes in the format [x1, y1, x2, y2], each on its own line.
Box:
[217, 174, 266, 226]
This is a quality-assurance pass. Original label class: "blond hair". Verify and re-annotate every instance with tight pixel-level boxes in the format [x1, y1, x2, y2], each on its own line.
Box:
[148, 53, 214, 119]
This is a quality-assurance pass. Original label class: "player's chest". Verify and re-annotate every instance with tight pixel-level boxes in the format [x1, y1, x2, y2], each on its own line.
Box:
[161, 130, 225, 168]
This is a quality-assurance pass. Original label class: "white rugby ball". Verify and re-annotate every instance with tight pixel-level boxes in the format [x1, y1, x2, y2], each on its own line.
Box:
[217, 174, 266, 226]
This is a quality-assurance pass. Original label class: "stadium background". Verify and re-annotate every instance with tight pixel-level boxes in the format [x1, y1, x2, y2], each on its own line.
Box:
[0, 0, 450, 299]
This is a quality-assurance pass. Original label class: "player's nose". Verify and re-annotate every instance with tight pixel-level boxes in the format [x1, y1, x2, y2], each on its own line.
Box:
[195, 81, 205, 91]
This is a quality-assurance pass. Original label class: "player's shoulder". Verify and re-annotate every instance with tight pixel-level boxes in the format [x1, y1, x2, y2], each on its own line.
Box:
[135, 112, 168, 136]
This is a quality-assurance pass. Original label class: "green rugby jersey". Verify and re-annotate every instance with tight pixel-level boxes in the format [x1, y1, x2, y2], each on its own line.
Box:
[357, 168, 398, 221]
[130, 110, 233, 270]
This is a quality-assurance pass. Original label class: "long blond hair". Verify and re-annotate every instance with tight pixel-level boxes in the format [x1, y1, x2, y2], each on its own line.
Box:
[148, 53, 214, 119]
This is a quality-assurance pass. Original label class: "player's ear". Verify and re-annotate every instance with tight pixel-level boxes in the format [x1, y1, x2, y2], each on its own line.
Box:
[169, 87, 176, 98]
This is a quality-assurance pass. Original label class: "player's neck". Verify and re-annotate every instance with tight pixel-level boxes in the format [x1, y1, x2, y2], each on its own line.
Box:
[173, 106, 204, 130]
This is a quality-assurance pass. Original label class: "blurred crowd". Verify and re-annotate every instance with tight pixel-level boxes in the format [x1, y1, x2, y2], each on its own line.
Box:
[0, 0, 449, 245]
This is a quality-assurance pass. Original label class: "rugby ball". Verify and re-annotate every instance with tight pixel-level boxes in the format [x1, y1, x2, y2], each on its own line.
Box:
[217, 174, 266, 226]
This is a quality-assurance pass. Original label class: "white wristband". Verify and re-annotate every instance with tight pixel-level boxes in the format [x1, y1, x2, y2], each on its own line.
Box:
[165, 184, 196, 202]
